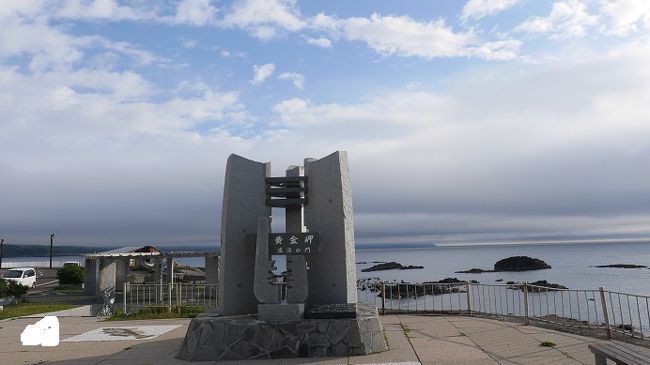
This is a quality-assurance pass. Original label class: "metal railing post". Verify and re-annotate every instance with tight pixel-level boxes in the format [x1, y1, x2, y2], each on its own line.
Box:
[599, 287, 611, 339]
[176, 283, 181, 306]
[381, 282, 386, 315]
[466, 281, 473, 315]
[168, 283, 172, 312]
[523, 282, 530, 325]
[123, 282, 127, 315]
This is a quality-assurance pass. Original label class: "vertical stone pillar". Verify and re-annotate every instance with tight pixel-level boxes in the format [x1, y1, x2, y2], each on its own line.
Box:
[116, 258, 130, 291]
[304, 151, 357, 305]
[97, 259, 117, 293]
[205, 255, 219, 284]
[167, 257, 174, 285]
[285, 165, 308, 303]
[254, 217, 279, 303]
[154, 258, 163, 284]
[218, 154, 271, 315]
[154, 258, 164, 303]
[134, 257, 143, 270]
[84, 258, 97, 295]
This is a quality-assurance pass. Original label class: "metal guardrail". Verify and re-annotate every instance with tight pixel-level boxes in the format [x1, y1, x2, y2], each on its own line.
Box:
[357, 280, 650, 341]
[123, 283, 218, 314]
[123, 279, 650, 342]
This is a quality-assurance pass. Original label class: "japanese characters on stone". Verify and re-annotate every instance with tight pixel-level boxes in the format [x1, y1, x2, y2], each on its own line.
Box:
[269, 233, 319, 255]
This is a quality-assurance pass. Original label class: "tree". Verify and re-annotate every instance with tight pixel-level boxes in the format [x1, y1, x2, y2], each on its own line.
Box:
[57, 265, 85, 284]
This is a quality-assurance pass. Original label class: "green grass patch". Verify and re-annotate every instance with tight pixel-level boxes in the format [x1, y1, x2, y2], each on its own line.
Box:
[0, 303, 78, 320]
[540, 341, 556, 347]
[108, 306, 204, 321]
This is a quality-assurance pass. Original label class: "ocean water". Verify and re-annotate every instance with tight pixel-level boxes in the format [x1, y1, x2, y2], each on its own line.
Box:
[355, 242, 650, 296]
[4, 242, 650, 297]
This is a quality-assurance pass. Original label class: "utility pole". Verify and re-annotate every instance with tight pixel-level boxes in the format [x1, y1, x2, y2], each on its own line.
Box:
[49, 233, 55, 269]
[0, 238, 4, 269]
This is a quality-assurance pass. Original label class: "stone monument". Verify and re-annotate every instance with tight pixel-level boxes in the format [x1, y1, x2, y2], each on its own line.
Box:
[178, 151, 386, 361]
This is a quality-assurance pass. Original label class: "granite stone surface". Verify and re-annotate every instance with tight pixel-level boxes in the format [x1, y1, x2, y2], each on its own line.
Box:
[177, 304, 386, 361]
[258, 303, 305, 321]
[304, 151, 357, 306]
[254, 216, 279, 304]
[218, 154, 271, 315]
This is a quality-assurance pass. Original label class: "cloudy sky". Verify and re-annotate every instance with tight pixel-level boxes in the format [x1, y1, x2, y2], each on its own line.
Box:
[1, 0, 650, 246]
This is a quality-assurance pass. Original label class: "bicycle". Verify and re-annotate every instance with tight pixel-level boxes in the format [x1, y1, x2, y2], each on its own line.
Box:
[96, 288, 115, 317]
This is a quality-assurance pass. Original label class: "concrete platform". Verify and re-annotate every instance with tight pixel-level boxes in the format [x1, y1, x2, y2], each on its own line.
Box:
[0, 314, 626, 364]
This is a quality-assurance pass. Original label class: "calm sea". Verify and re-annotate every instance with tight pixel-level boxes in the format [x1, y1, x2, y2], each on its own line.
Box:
[5, 242, 650, 296]
[355, 242, 650, 296]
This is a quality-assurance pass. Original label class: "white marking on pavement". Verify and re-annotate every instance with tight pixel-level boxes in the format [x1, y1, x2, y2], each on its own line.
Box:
[34, 280, 58, 287]
[62, 325, 181, 342]
[21, 316, 60, 347]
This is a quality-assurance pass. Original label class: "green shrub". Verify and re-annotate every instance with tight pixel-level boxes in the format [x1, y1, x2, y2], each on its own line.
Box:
[57, 265, 85, 284]
[540, 341, 556, 347]
[0, 278, 30, 298]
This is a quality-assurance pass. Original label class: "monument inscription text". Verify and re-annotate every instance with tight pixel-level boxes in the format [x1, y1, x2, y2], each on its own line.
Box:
[268, 233, 320, 255]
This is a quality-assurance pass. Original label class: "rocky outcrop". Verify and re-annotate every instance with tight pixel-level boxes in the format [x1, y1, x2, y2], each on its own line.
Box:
[594, 264, 647, 269]
[361, 262, 423, 272]
[456, 256, 550, 274]
[494, 256, 551, 271]
[381, 277, 465, 299]
[455, 268, 494, 274]
[508, 280, 569, 293]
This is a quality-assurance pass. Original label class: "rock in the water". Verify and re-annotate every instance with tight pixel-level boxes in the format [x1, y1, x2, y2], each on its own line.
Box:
[455, 268, 493, 274]
[594, 264, 647, 269]
[361, 262, 423, 272]
[523, 280, 567, 291]
[380, 277, 465, 299]
[494, 256, 551, 271]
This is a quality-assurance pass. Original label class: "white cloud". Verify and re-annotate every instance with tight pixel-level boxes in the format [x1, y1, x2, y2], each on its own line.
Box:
[181, 38, 198, 49]
[337, 13, 521, 60]
[278, 72, 304, 89]
[0, 1, 44, 20]
[267, 38, 650, 244]
[172, 0, 218, 26]
[600, 0, 650, 35]
[515, 0, 598, 39]
[221, 0, 305, 39]
[54, 0, 143, 21]
[461, 0, 521, 21]
[0, 66, 253, 244]
[305, 36, 332, 48]
[0, 10, 164, 72]
[251, 63, 276, 84]
[0, 19, 85, 71]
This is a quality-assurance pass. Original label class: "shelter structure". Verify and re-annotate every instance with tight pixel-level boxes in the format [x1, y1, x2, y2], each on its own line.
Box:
[83, 246, 219, 295]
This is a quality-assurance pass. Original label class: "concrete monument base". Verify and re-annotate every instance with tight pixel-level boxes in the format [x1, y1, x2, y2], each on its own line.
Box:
[258, 303, 304, 321]
[177, 304, 386, 361]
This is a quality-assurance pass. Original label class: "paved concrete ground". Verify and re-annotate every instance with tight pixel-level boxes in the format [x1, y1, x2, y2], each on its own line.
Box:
[0, 314, 621, 365]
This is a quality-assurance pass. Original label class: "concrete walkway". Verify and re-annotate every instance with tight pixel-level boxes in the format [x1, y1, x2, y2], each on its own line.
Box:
[0, 314, 621, 364]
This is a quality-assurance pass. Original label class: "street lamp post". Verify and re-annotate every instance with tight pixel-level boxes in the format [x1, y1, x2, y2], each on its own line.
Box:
[0, 238, 4, 269]
[49, 234, 55, 269]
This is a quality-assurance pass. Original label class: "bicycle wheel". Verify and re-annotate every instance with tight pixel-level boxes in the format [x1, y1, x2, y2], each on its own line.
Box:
[96, 305, 113, 317]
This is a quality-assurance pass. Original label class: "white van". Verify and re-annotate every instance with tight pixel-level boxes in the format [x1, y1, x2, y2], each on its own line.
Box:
[2, 268, 37, 287]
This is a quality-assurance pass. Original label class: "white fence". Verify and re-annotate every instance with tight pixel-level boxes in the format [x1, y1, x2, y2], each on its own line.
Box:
[357, 280, 650, 342]
[123, 283, 218, 314]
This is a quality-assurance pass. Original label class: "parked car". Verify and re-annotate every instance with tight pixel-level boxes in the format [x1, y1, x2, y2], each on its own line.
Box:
[1, 267, 37, 287]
